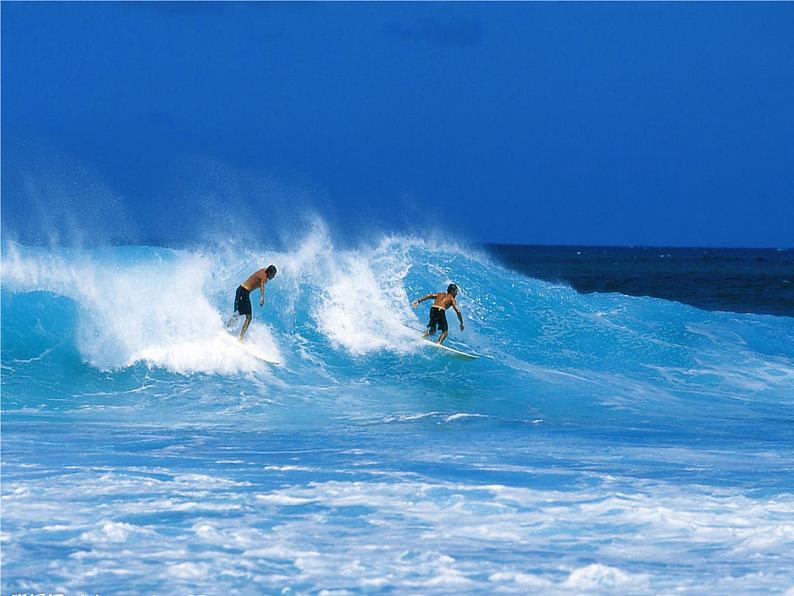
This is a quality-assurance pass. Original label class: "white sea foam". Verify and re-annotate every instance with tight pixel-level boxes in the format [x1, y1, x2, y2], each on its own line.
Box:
[2, 242, 282, 373]
[256, 494, 315, 506]
[562, 563, 649, 590]
[302, 233, 422, 355]
[167, 562, 211, 580]
[79, 521, 154, 544]
[443, 413, 488, 423]
[5, 463, 793, 593]
[2, 228, 484, 372]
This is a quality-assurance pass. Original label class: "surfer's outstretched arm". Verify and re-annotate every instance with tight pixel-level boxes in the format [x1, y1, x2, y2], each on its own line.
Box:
[412, 293, 437, 308]
[260, 277, 267, 306]
[452, 299, 464, 331]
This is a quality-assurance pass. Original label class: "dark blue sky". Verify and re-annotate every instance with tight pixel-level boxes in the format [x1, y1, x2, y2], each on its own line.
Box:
[3, 2, 793, 247]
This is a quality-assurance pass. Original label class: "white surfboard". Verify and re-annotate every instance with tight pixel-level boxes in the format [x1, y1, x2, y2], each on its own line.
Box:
[403, 324, 479, 360]
[220, 330, 281, 365]
[240, 342, 281, 365]
[422, 338, 480, 360]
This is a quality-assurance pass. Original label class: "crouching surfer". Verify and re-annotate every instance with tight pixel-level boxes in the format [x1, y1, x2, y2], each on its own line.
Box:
[229, 265, 277, 343]
[411, 283, 464, 345]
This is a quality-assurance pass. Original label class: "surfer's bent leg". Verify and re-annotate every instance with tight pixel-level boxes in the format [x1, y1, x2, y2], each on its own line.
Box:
[234, 285, 254, 342]
[437, 310, 449, 344]
[425, 310, 437, 337]
[240, 314, 252, 342]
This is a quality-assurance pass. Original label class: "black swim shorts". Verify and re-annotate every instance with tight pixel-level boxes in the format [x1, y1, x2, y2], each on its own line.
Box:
[427, 306, 448, 334]
[234, 285, 252, 317]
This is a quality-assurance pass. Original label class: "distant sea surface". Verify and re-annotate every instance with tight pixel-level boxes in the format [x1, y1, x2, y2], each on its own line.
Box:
[486, 245, 794, 318]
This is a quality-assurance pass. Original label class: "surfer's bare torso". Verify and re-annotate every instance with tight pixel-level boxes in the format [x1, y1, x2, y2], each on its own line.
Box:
[241, 269, 270, 292]
[431, 292, 457, 310]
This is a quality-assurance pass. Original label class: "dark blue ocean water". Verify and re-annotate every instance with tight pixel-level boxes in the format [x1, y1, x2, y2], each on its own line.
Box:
[487, 245, 794, 318]
[2, 233, 794, 593]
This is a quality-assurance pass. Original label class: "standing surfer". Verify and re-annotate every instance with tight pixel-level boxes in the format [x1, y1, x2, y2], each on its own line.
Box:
[412, 283, 464, 345]
[230, 265, 277, 342]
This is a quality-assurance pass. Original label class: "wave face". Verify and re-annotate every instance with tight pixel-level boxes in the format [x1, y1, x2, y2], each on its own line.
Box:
[3, 228, 794, 593]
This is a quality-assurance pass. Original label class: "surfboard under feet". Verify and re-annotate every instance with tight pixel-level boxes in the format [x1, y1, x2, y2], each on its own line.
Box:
[422, 337, 479, 360]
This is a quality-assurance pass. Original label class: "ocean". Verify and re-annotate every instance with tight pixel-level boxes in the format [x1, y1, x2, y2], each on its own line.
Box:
[2, 229, 794, 594]
[487, 244, 794, 318]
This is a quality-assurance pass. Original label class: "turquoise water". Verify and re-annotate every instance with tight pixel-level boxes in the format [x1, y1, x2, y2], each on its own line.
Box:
[3, 230, 794, 593]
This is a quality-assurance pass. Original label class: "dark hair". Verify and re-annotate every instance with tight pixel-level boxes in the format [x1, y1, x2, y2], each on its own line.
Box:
[447, 283, 458, 294]
[266, 265, 277, 279]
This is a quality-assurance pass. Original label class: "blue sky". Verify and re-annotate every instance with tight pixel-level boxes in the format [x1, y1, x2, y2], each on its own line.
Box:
[2, 2, 793, 247]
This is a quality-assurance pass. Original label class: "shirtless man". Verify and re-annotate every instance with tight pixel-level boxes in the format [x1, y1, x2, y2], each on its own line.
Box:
[411, 283, 464, 345]
[231, 265, 277, 342]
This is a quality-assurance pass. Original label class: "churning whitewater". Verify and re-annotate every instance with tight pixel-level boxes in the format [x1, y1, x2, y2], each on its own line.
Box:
[2, 225, 794, 593]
